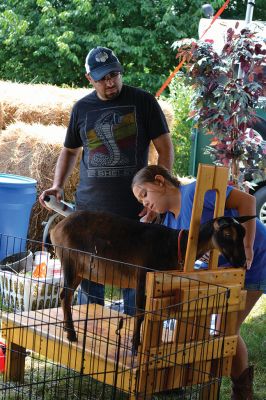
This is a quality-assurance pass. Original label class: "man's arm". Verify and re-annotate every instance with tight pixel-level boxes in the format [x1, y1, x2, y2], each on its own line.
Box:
[139, 133, 174, 222]
[152, 133, 174, 170]
[39, 146, 81, 207]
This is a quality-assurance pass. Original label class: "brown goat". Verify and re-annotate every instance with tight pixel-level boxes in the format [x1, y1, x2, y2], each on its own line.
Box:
[50, 211, 254, 350]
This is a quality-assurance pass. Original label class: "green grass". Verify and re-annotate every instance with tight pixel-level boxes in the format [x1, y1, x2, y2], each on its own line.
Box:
[220, 294, 266, 400]
[105, 284, 122, 301]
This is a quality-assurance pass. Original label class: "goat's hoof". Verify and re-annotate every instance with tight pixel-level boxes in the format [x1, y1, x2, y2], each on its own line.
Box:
[132, 338, 140, 356]
[131, 345, 138, 356]
[67, 330, 78, 342]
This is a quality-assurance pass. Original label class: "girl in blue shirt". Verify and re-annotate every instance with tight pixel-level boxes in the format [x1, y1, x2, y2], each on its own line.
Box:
[132, 164, 266, 400]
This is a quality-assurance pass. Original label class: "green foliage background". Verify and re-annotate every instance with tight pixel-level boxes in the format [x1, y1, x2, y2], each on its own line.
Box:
[1, 0, 262, 177]
[223, 0, 266, 20]
[0, 0, 227, 93]
[168, 75, 194, 176]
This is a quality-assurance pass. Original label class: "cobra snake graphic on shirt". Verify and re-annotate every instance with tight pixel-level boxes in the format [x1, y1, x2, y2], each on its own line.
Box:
[90, 111, 129, 167]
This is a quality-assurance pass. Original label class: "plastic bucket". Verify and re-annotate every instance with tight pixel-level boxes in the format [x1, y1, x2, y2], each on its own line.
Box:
[0, 341, 5, 373]
[0, 174, 37, 260]
[0, 250, 33, 273]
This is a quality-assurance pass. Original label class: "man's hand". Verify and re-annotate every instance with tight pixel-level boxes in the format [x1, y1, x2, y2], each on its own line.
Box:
[39, 186, 64, 209]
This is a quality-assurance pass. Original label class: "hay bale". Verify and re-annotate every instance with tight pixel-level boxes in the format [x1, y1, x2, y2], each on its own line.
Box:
[148, 99, 175, 165]
[0, 80, 91, 128]
[0, 122, 79, 242]
[0, 102, 3, 134]
[158, 99, 174, 131]
[0, 80, 175, 241]
[0, 80, 174, 133]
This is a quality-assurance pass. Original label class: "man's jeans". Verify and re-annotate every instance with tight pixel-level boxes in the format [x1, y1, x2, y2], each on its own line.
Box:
[77, 279, 136, 316]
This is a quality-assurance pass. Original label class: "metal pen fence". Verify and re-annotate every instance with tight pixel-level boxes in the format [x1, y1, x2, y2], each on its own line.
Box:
[0, 234, 231, 400]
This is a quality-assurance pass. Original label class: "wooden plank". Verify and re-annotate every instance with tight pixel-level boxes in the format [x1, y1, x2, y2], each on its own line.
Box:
[1, 305, 138, 372]
[150, 269, 246, 297]
[219, 310, 239, 336]
[136, 367, 169, 398]
[183, 165, 229, 272]
[164, 364, 188, 389]
[144, 335, 237, 370]
[192, 315, 213, 341]
[183, 165, 215, 272]
[2, 318, 138, 392]
[199, 380, 220, 400]
[221, 356, 233, 377]
[1, 320, 137, 371]
[4, 340, 26, 383]
[137, 273, 165, 396]
[1, 303, 135, 340]
[175, 285, 242, 306]
[147, 290, 246, 321]
[173, 316, 195, 343]
[163, 361, 213, 393]
[208, 166, 229, 269]
[184, 361, 212, 385]
[148, 284, 242, 311]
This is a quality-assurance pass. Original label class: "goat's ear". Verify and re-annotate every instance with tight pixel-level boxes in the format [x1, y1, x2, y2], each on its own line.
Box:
[213, 215, 256, 231]
[213, 218, 230, 231]
[234, 216, 257, 224]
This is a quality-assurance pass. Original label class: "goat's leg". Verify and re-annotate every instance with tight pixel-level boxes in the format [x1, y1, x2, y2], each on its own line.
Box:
[60, 275, 82, 342]
[132, 272, 146, 353]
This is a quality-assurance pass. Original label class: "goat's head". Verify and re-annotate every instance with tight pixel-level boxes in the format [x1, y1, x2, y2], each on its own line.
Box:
[212, 216, 256, 267]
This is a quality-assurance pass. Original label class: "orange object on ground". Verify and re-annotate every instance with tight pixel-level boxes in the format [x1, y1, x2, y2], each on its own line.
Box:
[32, 262, 47, 278]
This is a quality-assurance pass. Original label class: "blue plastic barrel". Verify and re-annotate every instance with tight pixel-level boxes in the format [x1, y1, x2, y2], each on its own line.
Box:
[0, 174, 37, 260]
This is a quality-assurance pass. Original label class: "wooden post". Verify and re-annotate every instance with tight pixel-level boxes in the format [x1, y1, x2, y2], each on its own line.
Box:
[3, 323, 26, 383]
[183, 164, 228, 272]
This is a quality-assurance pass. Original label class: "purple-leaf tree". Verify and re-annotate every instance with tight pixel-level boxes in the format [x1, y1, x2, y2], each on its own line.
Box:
[173, 26, 266, 188]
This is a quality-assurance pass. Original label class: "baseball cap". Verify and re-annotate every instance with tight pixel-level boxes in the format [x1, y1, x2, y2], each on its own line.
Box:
[85, 47, 123, 80]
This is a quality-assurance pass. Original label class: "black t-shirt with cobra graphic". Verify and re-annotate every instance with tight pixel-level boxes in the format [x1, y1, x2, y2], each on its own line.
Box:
[64, 84, 169, 218]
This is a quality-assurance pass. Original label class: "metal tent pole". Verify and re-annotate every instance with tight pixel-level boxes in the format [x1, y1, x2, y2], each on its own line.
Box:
[245, 0, 255, 25]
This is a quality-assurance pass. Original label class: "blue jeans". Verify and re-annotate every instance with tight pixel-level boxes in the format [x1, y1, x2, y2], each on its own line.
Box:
[77, 279, 136, 316]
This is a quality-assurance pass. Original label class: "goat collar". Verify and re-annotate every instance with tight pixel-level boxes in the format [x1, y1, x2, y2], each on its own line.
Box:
[178, 229, 184, 265]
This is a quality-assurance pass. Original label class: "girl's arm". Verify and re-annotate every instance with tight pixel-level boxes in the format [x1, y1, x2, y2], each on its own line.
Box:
[225, 189, 256, 269]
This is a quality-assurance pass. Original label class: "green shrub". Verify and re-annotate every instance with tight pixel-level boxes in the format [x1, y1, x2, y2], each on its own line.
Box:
[167, 75, 194, 177]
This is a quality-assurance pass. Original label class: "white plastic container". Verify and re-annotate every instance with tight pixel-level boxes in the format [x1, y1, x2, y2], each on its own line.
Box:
[44, 195, 74, 216]
[0, 252, 63, 312]
[0, 271, 63, 312]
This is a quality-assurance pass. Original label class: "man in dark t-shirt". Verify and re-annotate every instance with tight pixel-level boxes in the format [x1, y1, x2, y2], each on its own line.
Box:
[40, 46, 174, 313]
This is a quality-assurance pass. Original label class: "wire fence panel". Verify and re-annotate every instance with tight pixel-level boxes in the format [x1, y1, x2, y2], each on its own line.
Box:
[0, 234, 235, 400]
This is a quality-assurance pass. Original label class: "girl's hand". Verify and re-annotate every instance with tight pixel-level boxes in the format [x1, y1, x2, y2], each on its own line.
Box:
[226, 189, 256, 270]
[139, 207, 158, 223]
[244, 246, 254, 270]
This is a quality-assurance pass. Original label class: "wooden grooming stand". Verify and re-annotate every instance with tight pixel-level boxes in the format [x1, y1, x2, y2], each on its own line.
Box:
[1, 164, 246, 399]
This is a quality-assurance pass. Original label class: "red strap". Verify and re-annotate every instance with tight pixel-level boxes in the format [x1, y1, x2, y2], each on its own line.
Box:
[178, 229, 184, 264]
[155, 0, 231, 98]
[199, 0, 230, 39]
[156, 59, 185, 98]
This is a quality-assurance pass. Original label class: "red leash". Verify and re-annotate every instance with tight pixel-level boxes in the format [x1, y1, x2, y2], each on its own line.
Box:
[177, 229, 184, 265]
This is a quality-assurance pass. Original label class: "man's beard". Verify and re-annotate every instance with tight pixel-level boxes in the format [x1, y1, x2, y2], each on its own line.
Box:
[105, 87, 120, 99]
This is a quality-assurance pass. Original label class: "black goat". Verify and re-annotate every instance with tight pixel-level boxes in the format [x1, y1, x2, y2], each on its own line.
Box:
[50, 211, 253, 350]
